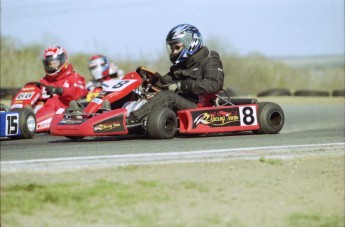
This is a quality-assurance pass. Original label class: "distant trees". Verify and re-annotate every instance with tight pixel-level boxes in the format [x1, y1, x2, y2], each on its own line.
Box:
[1, 36, 344, 95]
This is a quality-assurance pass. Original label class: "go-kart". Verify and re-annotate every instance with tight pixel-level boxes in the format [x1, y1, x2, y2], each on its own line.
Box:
[10, 81, 66, 133]
[0, 104, 36, 139]
[50, 67, 285, 139]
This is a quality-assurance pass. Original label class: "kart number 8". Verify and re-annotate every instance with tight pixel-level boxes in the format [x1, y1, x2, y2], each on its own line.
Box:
[239, 106, 258, 126]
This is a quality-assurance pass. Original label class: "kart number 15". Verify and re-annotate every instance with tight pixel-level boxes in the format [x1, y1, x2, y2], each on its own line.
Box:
[6, 113, 19, 135]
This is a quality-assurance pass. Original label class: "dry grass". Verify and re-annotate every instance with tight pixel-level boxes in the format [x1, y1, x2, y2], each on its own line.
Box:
[1, 155, 344, 227]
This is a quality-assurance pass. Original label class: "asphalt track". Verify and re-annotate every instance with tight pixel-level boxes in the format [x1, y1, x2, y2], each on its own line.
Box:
[1, 102, 344, 172]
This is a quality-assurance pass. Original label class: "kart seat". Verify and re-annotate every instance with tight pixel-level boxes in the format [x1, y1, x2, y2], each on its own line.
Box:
[197, 94, 217, 107]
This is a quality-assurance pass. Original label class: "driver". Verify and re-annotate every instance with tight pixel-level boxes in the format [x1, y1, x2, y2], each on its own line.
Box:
[36, 46, 87, 132]
[86, 54, 124, 91]
[127, 24, 224, 124]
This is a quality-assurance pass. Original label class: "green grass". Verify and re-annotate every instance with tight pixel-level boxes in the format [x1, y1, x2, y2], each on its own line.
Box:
[259, 156, 283, 165]
[1, 179, 169, 219]
[287, 212, 344, 227]
[1, 155, 344, 227]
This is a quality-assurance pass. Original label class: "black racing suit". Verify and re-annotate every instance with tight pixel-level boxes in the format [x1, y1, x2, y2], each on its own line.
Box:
[131, 46, 224, 120]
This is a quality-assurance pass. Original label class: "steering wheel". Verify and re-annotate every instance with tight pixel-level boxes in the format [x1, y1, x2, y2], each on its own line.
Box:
[136, 66, 161, 85]
[25, 81, 44, 87]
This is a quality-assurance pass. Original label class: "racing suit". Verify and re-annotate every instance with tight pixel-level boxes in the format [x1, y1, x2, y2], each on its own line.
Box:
[130, 46, 224, 120]
[36, 64, 87, 131]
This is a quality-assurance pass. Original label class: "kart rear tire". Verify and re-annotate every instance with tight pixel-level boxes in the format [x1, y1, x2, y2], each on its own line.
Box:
[253, 102, 284, 134]
[146, 107, 177, 139]
[10, 108, 36, 139]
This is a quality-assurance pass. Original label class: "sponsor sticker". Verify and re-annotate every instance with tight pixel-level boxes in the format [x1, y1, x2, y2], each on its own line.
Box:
[93, 115, 124, 133]
[191, 105, 258, 128]
[192, 108, 241, 128]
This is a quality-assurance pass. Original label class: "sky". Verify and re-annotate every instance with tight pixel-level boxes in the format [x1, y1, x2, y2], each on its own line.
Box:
[1, 0, 344, 60]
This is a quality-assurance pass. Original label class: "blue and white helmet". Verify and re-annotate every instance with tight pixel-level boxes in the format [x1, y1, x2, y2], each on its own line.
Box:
[166, 24, 203, 64]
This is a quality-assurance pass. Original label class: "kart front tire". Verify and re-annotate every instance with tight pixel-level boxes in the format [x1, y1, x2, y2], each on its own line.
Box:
[253, 102, 284, 134]
[146, 107, 177, 139]
[10, 108, 36, 139]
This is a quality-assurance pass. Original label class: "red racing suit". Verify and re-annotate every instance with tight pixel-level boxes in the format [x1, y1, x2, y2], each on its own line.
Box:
[35, 64, 87, 132]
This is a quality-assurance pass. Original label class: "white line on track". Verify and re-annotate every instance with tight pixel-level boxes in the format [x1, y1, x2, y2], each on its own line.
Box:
[1, 142, 344, 172]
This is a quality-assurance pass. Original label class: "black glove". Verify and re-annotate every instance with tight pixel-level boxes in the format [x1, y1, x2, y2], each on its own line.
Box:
[46, 86, 64, 95]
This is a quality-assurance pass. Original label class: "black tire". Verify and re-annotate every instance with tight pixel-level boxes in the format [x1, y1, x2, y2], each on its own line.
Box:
[10, 108, 36, 139]
[65, 136, 84, 140]
[294, 90, 329, 97]
[146, 108, 177, 139]
[332, 89, 345, 97]
[0, 103, 10, 112]
[257, 88, 291, 97]
[253, 102, 284, 134]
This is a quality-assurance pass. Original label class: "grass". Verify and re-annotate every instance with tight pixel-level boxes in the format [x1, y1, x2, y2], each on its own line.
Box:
[259, 156, 283, 165]
[1, 179, 169, 212]
[288, 213, 344, 227]
[1, 155, 344, 227]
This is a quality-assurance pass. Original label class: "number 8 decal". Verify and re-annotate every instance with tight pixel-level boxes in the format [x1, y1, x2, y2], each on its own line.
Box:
[239, 106, 258, 126]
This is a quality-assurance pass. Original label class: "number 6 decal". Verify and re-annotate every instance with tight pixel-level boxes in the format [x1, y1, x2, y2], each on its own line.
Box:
[239, 106, 258, 126]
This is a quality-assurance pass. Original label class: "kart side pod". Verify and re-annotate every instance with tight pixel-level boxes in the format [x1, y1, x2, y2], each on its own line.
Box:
[178, 104, 260, 134]
[50, 108, 128, 137]
[177, 102, 284, 134]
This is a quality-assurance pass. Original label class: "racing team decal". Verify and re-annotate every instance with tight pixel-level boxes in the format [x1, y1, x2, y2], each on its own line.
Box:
[192, 105, 258, 128]
[93, 115, 124, 133]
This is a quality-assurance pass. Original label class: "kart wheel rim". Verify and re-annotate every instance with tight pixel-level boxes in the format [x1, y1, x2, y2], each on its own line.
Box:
[27, 116, 36, 132]
[164, 118, 175, 134]
[269, 111, 283, 128]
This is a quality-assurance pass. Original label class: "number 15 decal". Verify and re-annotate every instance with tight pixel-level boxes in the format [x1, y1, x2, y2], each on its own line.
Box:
[239, 106, 258, 126]
[6, 113, 19, 135]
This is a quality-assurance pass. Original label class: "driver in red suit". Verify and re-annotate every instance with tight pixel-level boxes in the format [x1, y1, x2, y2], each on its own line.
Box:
[35, 46, 87, 132]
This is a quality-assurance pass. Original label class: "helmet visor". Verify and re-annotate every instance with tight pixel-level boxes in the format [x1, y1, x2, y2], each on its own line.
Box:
[43, 57, 64, 74]
[88, 58, 108, 81]
[166, 42, 184, 55]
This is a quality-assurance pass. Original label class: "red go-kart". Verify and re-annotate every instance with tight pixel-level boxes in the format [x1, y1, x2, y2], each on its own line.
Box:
[50, 67, 285, 140]
[10, 82, 65, 133]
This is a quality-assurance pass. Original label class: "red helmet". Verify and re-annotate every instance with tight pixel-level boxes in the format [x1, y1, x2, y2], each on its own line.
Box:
[42, 46, 68, 76]
[88, 55, 110, 81]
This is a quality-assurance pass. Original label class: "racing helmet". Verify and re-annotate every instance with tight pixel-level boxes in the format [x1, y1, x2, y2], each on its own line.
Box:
[42, 46, 69, 76]
[166, 24, 203, 64]
[88, 55, 110, 81]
